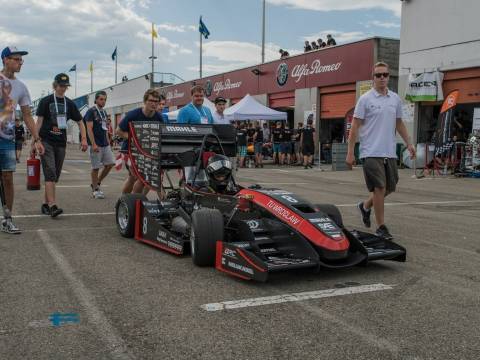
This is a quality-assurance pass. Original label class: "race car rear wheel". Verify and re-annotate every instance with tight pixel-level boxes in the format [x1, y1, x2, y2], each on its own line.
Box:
[190, 208, 224, 267]
[115, 194, 147, 238]
[315, 204, 344, 228]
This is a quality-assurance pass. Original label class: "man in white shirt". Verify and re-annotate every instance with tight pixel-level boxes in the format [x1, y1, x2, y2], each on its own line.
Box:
[346, 62, 415, 240]
[0, 46, 44, 234]
[212, 96, 229, 124]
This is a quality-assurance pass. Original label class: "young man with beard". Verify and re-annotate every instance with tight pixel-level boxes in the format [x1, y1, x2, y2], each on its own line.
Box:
[116, 89, 165, 194]
[36, 73, 88, 217]
[84, 91, 115, 199]
[346, 62, 415, 240]
[0, 46, 44, 233]
[177, 85, 213, 124]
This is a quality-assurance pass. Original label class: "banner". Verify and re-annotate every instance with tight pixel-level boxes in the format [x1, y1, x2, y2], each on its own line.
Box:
[405, 71, 444, 102]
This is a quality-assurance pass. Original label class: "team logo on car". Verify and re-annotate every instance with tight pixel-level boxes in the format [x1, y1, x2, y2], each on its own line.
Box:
[276, 63, 289, 86]
[205, 80, 213, 97]
[246, 220, 260, 229]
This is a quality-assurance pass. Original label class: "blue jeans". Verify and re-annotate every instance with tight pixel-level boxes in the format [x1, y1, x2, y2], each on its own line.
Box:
[0, 148, 16, 171]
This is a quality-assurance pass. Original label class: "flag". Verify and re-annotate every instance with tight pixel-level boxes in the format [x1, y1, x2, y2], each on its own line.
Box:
[151, 23, 158, 39]
[199, 16, 210, 39]
[68, 64, 76, 72]
[111, 47, 117, 61]
[89, 61, 93, 73]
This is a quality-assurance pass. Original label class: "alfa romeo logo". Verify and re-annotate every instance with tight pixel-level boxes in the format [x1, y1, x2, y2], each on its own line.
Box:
[276, 63, 288, 86]
[205, 80, 213, 97]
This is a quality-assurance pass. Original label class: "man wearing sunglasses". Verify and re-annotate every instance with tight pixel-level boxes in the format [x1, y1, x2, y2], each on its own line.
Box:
[346, 62, 415, 240]
[0, 46, 44, 234]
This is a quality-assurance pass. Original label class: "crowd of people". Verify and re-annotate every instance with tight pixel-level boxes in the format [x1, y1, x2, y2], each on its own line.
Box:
[304, 34, 336, 52]
[1, 43, 416, 241]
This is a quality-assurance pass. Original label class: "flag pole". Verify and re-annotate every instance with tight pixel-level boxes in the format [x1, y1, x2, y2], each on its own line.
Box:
[151, 26, 154, 76]
[200, 20, 203, 79]
[90, 61, 93, 93]
[261, 0, 266, 63]
[75, 69, 77, 97]
[115, 47, 118, 84]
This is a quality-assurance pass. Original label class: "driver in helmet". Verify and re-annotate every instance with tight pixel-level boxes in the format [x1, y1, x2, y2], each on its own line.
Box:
[204, 154, 237, 194]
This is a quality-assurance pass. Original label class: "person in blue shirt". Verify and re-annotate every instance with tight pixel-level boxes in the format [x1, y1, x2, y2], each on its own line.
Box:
[116, 89, 165, 194]
[177, 85, 214, 124]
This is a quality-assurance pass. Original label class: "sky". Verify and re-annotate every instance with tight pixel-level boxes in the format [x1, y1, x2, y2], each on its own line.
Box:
[0, 0, 401, 100]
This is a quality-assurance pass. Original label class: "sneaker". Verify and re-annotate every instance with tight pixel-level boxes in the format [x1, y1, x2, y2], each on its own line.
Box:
[304, 165, 309, 169]
[375, 225, 393, 240]
[41, 203, 50, 215]
[357, 201, 371, 228]
[1, 217, 21, 234]
[92, 189, 105, 199]
[50, 205, 63, 218]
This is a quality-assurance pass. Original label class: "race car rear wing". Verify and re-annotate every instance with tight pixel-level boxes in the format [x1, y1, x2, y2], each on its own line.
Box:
[128, 122, 236, 190]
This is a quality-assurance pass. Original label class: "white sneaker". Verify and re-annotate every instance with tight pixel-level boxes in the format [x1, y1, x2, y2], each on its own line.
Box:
[1, 217, 21, 234]
[92, 190, 105, 199]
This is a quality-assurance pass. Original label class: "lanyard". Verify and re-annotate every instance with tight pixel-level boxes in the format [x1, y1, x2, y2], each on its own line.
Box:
[190, 103, 206, 118]
[53, 93, 67, 115]
[95, 105, 106, 122]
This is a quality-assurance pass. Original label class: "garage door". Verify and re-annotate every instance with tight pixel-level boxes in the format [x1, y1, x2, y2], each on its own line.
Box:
[320, 83, 356, 119]
[269, 91, 295, 108]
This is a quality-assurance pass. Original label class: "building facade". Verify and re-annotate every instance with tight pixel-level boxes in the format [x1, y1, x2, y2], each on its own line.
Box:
[399, 0, 480, 143]
[162, 37, 399, 144]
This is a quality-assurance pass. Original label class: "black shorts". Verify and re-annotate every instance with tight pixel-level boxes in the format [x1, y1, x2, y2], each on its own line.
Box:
[40, 142, 66, 182]
[302, 143, 314, 156]
[362, 157, 398, 193]
[15, 141, 23, 151]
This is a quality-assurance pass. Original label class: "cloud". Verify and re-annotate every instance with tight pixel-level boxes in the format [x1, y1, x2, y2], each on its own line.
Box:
[365, 20, 400, 29]
[0, 0, 193, 99]
[267, 0, 401, 17]
[303, 30, 367, 44]
[187, 41, 300, 76]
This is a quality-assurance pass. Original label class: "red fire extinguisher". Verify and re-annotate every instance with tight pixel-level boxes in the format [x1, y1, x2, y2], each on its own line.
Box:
[27, 155, 41, 190]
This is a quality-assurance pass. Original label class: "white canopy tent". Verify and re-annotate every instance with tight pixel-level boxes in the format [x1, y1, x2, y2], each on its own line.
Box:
[166, 97, 216, 121]
[224, 94, 287, 122]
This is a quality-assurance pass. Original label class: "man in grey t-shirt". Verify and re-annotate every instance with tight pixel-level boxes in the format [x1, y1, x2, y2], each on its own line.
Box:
[346, 62, 415, 240]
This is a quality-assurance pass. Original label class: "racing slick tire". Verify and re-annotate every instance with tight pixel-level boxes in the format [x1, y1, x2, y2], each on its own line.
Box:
[315, 204, 344, 228]
[115, 194, 148, 238]
[190, 208, 224, 267]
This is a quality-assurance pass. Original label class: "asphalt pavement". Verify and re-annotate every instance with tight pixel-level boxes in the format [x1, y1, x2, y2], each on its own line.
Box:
[1, 145, 479, 360]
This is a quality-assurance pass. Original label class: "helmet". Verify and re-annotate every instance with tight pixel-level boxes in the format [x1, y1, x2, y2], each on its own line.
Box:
[206, 154, 232, 192]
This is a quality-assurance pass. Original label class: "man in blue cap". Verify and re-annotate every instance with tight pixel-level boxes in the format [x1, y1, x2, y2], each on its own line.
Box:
[1, 46, 44, 234]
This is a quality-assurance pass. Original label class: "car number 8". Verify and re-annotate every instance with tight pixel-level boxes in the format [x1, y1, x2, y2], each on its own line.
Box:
[143, 217, 148, 234]
[281, 195, 298, 203]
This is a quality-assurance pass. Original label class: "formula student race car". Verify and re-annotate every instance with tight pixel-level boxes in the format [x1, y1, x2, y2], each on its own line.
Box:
[115, 122, 406, 281]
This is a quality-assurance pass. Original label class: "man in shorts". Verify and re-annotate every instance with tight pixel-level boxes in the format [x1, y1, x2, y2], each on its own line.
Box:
[0, 46, 44, 233]
[84, 91, 115, 199]
[36, 73, 88, 217]
[300, 118, 315, 169]
[280, 122, 293, 165]
[271, 121, 283, 165]
[346, 62, 416, 240]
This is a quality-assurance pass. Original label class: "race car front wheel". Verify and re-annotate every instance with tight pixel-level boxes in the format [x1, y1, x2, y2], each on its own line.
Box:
[315, 204, 344, 228]
[115, 194, 147, 238]
[190, 208, 224, 266]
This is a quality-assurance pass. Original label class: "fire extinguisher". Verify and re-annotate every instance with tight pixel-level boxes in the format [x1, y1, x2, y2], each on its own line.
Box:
[27, 155, 41, 190]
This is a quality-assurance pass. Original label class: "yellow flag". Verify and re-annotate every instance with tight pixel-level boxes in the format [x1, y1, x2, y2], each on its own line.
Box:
[89, 61, 93, 73]
[151, 23, 158, 38]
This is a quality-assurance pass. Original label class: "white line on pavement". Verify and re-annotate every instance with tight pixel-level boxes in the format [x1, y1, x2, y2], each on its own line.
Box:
[201, 283, 393, 312]
[14, 212, 114, 219]
[38, 230, 135, 360]
[61, 169, 70, 174]
[336, 199, 480, 207]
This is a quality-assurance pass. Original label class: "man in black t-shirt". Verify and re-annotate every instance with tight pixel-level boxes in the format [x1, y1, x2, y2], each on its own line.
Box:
[253, 121, 264, 168]
[300, 118, 315, 169]
[36, 73, 87, 217]
[304, 41, 312, 52]
[236, 123, 248, 168]
[14, 118, 25, 163]
[293, 122, 303, 164]
[281, 123, 293, 165]
[327, 34, 337, 46]
[271, 122, 283, 165]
